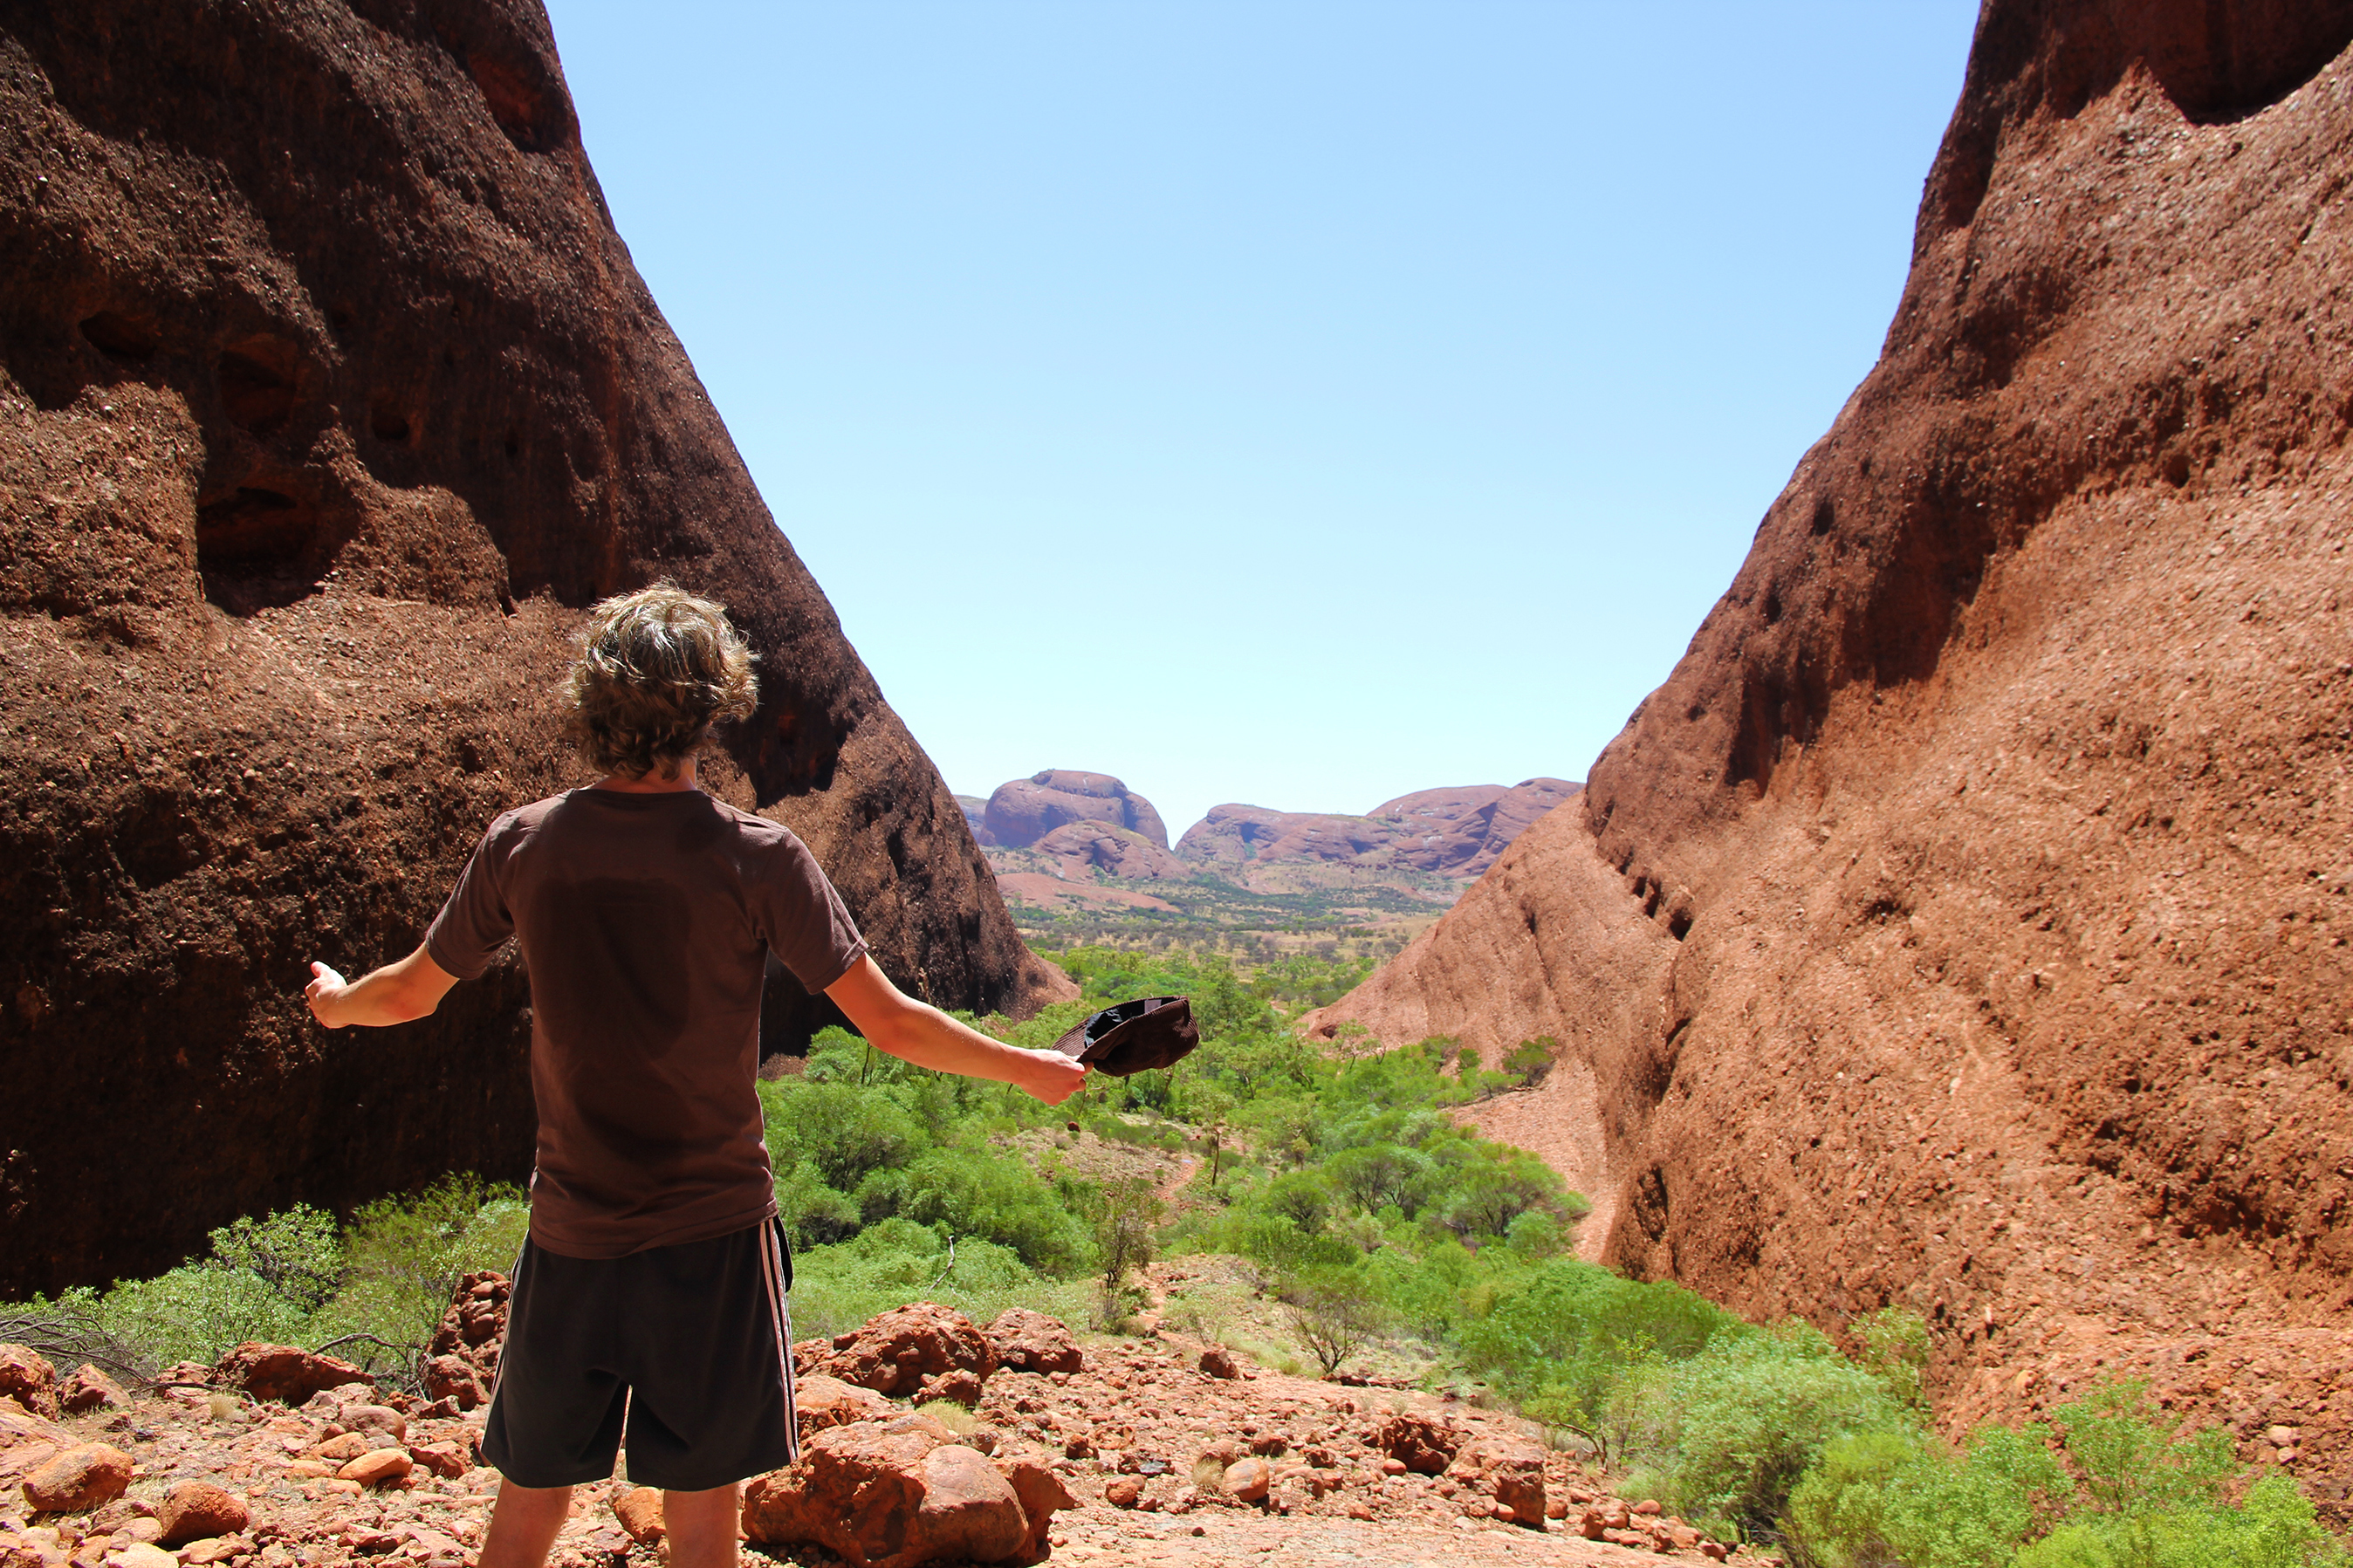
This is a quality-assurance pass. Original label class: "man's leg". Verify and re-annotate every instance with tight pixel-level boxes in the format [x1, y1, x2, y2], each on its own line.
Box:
[662, 1484, 742, 1568]
[478, 1480, 573, 1568]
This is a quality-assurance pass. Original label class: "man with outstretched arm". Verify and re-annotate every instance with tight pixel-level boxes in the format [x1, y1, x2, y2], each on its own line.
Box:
[305, 585, 1087, 1568]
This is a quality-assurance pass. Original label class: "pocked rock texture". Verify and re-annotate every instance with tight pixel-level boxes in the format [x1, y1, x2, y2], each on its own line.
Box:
[0, 1, 1071, 1299]
[1308, 0, 2353, 1518]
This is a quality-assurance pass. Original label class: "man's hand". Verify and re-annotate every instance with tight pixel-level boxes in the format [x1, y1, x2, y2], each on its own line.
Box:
[827, 955, 1090, 1104]
[305, 962, 352, 1027]
[1016, 1048, 1089, 1106]
[305, 945, 458, 1029]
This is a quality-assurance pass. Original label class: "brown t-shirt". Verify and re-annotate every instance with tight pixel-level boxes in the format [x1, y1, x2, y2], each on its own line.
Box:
[424, 787, 867, 1258]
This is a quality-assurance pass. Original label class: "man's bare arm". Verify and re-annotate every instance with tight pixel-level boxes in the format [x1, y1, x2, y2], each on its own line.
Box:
[305, 944, 460, 1029]
[825, 955, 1087, 1106]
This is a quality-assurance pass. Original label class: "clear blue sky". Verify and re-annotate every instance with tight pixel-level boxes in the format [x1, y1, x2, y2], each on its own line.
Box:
[541, 2, 1981, 840]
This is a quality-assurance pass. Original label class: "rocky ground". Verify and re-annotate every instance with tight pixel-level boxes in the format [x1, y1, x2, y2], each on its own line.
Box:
[0, 1285, 1754, 1568]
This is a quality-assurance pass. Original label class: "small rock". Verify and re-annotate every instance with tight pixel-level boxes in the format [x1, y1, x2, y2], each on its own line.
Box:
[1373, 1412, 1459, 1475]
[916, 1368, 984, 1408]
[1001, 1456, 1077, 1561]
[105, 1543, 177, 1568]
[1198, 1347, 1239, 1380]
[309, 1432, 369, 1462]
[1633, 1499, 1662, 1515]
[336, 1448, 413, 1487]
[1103, 1476, 1142, 1509]
[0, 1345, 58, 1420]
[23, 1442, 133, 1510]
[340, 1405, 407, 1441]
[2267, 1424, 2300, 1447]
[983, 1308, 1084, 1376]
[56, 1366, 130, 1415]
[1223, 1456, 1272, 1503]
[157, 1482, 250, 1547]
[407, 1443, 467, 1480]
[421, 1357, 484, 1412]
[612, 1486, 664, 1544]
[212, 1345, 371, 1406]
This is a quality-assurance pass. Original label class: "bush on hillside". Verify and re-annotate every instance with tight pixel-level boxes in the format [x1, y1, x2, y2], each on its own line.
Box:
[1618, 1319, 1915, 1543]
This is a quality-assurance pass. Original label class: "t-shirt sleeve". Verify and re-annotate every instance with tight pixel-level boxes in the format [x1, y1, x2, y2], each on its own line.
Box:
[751, 827, 868, 993]
[424, 813, 519, 981]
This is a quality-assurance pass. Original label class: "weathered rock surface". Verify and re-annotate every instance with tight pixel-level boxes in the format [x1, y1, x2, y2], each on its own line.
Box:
[421, 1270, 508, 1413]
[740, 1414, 1038, 1568]
[983, 1307, 1085, 1376]
[0, 0, 1067, 1300]
[22, 1441, 131, 1511]
[984, 771, 1170, 851]
[1307, 0, 2353, 1515]
[1174, 779, 1580, 888]
[797, 1302, 998, 1398]
[1445, 1434, 1547, 1527]
[1373, 1411, 1461, 1475]
[156, 1480, 249, 1547]
[0, 1350, 55, 1421]
[212, 1345, 368, 1407]
[793, 1373, 897, 1440]
[52, 1366, 126, 1416]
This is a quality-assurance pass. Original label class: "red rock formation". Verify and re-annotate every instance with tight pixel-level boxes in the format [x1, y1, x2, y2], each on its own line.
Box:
[1371, 779, 1582, 879]
[1310, 0, 2353, 1498]
[0, 1, 1065, 1298]
[1174, 779, 1580, 885]
[984, 770, 1170, 850]
[1031, 821, 1188, 881]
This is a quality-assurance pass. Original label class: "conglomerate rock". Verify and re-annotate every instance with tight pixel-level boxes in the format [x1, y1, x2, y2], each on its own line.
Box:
[1307, 0, 2353, 1519]
[0, 0, 1067, 1299]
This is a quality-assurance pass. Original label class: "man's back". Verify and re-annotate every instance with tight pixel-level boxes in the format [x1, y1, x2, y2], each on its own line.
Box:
[426, 787, 866, 1258]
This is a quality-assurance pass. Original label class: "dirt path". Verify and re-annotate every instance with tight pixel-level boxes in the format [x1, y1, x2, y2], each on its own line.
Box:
[1053, 1504, 1715, 1567]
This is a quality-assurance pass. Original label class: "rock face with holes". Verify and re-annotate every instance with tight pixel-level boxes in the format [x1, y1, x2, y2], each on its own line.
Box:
[1307, 0, 2353, 1512]
[0, 1, 1067, 1299]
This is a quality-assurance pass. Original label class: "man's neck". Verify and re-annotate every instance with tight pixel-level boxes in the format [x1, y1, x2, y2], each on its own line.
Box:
[593, 758, 702, 795]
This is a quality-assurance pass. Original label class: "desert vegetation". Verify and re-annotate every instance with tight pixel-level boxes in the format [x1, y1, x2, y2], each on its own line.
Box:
[8, 943, 2342, 1563]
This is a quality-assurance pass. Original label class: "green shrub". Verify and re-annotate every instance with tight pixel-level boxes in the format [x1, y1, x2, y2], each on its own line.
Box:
[1623, 1320, 1913, 1543]
[1784, 1424, 2068, 1568]
[94, 1205, 344, 1370]
[312, 1175, 527, 1368]
[763, 1078, 923, 1191]
[893, 1144, 1090, 1275]
[1280, 1263, 1389, 1377]
[786, 1221, 1090, 1341]
[2012, 1473, 2349, 1568]
[1437, 1147, 1572, 1240]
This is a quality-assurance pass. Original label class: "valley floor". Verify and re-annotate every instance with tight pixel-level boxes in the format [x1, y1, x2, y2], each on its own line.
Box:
[1, 1324, 1750, 1568]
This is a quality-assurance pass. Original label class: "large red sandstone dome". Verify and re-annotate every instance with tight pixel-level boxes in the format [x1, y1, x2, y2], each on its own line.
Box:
[1311, 0, 2353, 1504]
[0, 1, 1066, 1297]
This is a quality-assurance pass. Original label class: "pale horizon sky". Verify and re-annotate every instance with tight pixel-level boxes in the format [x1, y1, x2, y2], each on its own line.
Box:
[542, 2, 1983, 839]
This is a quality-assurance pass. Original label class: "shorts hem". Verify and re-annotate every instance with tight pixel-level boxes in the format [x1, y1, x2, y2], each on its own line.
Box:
[619, 1443, 799, 1494]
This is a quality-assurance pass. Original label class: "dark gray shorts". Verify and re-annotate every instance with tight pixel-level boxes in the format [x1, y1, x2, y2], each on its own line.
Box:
[482, 1216, 799, 1491]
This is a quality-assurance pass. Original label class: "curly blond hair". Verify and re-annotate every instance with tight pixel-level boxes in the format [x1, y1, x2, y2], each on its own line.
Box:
[564, 583, 758, 779]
